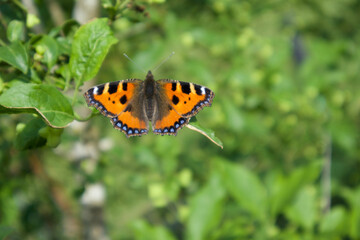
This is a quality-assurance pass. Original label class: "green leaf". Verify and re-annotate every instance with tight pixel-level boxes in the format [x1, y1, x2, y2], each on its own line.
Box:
[0, 81, 74, 128]
[349, 188, 360, 238]
[342, 186, 360, 238]
[101, 0, 115, 8]
[34, 35, 59, 69]
[0, 41, 28, 74]
[186, 172, 225, 240]
[26, 13, 40, 28]
[132, 220, 176, 240]
[15, 117, 47, 150]
[219, 161, 267, 221]
[320, 207, 346, 234]
[38, 125, 64, 148]
[268, 161, 322, 216]
[7, 20, 25, 42]
[48, 26, 62, 38]
[61, 19, 80, 37]
[187, 117, 223, 149]
[56, 64, 71, 89]
[148, 182, 167, 207]
[148, 0, 166, 3]
[70, 18, 118, 86]
[56, 37, 72, 56]
[286, 186, 317, 230]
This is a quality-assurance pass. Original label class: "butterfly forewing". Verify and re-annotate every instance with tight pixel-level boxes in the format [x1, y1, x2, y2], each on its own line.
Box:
[84, 79, 142, 117]
[157, 79, 214, 118]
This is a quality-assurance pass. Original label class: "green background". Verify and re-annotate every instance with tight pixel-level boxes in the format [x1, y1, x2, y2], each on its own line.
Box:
[1, 0, 360, 239]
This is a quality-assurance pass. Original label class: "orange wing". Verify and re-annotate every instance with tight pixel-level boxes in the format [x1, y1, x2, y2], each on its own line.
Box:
[84, 79, 141, 117]
[111, 108, 148, 137]
[152, 107, 189, 136]
[84, 79, 149, 137]
[157, 79, 215, 118]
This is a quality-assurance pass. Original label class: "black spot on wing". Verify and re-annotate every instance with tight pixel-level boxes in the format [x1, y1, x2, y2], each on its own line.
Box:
[205, 88, 211, 95]
[122, 82, 128, 91]
[181, 82, 191, 94]
[194, 84, 202, 95]
[171, 82, 177, 91]
[172, 95, 179, 105]
[108, 82, 118, 94]
[120, 95, 127, 104]
[97, 85, 104, 95]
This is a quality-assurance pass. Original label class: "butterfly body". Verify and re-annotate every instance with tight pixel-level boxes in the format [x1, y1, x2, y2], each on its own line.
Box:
[84, 71, 214, 137]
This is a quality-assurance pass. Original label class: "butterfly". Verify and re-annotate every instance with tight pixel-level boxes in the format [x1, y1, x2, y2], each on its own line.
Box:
[84, 71, 214, 137]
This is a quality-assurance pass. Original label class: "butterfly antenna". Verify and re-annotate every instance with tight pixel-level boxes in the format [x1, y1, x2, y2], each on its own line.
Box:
[123, 53, 147, 74]
[152, 51, 175, 73]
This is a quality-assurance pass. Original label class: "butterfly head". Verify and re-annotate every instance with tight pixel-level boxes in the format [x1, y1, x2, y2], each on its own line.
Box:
[146, 70, 154, 81]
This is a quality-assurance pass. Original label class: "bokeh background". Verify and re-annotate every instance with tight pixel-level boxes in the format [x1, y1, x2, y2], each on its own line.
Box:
[1, 0, 360, 239]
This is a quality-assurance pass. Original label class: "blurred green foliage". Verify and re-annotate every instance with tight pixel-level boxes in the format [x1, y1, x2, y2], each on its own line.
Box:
[1, 0, 360, 239]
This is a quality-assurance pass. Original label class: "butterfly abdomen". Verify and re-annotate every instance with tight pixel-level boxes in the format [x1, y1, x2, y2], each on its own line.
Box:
[145, 97, 155, 120]
[144, 71, 157, 119]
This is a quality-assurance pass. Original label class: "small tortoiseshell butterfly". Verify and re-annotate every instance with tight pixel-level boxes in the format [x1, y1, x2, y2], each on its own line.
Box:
[84, 71, 214, 137]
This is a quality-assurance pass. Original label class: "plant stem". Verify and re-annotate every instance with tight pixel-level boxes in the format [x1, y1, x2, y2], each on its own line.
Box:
[321, 134, 332, 214]
[74, 111, 98, 122]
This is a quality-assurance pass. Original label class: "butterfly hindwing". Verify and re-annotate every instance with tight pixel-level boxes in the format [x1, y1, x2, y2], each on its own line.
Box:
[152, 106, 189, 136]
[111, 110, 149, 137]
[149, 86, 188, 136]
[157, 79, 214, 118]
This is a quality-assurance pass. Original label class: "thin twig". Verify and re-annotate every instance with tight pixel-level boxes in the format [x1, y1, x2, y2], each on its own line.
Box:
[321, 134, 332, 214]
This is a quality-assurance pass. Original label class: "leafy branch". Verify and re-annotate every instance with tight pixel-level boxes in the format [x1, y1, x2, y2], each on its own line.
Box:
[0, 1, 222, 149]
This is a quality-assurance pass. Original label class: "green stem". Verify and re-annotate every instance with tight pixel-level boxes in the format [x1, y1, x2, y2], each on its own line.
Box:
[72, 78, 82, 106]
[63, 75, 71, 92]
[72, 86, 78, 106]
[74, 110, 98, 122]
